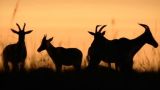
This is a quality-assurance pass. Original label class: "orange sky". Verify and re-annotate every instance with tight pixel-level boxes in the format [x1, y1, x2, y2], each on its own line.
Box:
[0, 0, 160, 71]
[0, 0, 160, 28]
[0, 0, 160, 46]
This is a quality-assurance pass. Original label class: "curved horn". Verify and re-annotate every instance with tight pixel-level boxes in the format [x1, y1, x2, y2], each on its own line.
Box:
[95, 25, 101, 33]
[23, 23, 26, 31]
[139, 23, 149, 30]
[99, 25, 107, 32]
[16, 23, 21, 31]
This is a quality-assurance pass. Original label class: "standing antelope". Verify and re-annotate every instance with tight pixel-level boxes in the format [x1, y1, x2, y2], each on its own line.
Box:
[37, 35, 82, 72]
[3, 23, 33, 72]
[87, 24, 158, 72]
[87, 25, 118, 70]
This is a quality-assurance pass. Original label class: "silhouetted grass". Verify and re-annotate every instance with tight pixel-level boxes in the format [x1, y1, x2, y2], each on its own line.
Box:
[0, 23, 160, 89]
[0, 66, 160, 89]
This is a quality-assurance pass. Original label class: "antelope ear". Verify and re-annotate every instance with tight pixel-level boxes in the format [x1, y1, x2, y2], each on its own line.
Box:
[88, 31, 95, 35]
[25, 30, 33, 34]
[11, 29, 19, 34]
[102, 31, 105, 36]
[48, 37, 53, 42]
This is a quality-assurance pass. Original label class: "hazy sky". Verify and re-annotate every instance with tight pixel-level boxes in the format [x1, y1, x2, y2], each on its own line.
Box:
[1, 0, 160, 43]
[0, 0, 160, 28]
[0, 0, 160, 53]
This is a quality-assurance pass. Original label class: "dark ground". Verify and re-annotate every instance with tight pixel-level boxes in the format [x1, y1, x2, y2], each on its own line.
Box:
[0, 66, 160, 89]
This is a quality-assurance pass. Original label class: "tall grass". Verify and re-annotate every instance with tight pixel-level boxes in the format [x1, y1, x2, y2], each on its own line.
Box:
[0, 21, 160, 72]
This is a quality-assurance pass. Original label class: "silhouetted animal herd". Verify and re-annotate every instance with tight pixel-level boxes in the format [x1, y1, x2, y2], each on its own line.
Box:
[1, 23, 159, 73]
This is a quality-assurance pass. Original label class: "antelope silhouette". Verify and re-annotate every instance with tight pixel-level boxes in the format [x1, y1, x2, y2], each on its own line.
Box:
[2, 23, 33, 72]
[87, 24, 158, 72]
[37, 35, 83, 72]
[87, 25, 118, 70]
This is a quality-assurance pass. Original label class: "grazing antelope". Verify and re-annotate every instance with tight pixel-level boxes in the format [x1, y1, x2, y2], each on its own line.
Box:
[37, 35, 82, 72]
[87, 24, 158, 72]
[2, 23, 33, 72]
